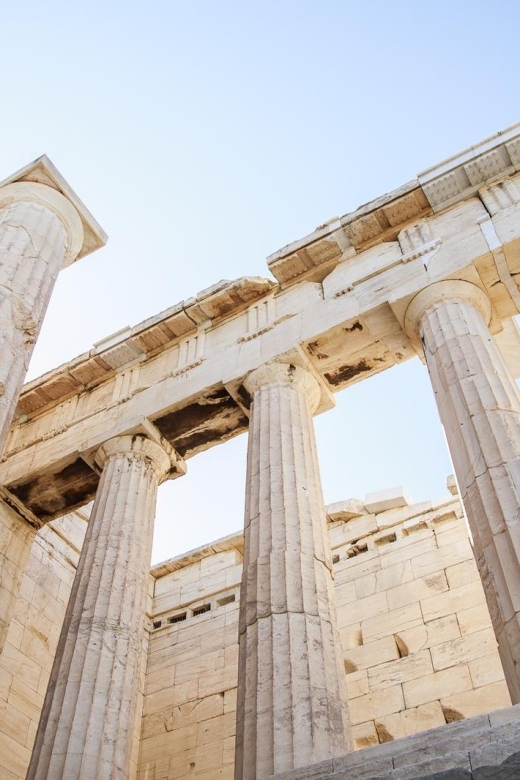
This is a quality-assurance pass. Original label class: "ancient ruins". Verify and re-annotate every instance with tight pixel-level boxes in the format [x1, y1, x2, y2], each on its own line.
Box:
[1, 123, 520, 778]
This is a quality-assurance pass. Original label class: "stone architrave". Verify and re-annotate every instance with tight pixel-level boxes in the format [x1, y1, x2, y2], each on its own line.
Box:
[235, 362, 352, 780]
[0, 181, 85, 456]
[27, 435, 179, 780]
[405, 280, 520, 704]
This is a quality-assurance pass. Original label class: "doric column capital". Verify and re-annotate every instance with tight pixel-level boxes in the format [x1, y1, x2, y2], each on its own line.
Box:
[94, 434, 177, 484]
[0, 181, 84, 264]
[243, 361, 321, 413]
[404, 280, 492, 342]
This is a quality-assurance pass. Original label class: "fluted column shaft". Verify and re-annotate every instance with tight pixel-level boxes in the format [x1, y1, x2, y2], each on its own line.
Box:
[235, 363, 351, 780]
[406, 280, 520, 703]
[0, 181, 84, 456]
[27, 435, 173, 780]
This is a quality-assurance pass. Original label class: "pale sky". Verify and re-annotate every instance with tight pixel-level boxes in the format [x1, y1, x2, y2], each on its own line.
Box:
[2, 1, 519, 562]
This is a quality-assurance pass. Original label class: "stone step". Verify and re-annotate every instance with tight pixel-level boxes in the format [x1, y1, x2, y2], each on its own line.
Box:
[391, 717, 520, 770]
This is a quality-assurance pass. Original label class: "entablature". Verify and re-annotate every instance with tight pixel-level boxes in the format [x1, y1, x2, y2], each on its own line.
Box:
[3, 125, 520, 523]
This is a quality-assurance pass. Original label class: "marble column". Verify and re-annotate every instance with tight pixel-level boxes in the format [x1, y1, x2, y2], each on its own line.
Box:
[0, 181, 84, 457]
[405, 280, 520, 703]
[235, 362, 351, 780]
[27, 434, 176, 780]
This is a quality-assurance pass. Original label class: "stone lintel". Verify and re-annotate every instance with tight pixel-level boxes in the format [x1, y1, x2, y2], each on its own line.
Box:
[0, 154, 107, 262]
[267, 122, 520, 287]
[364, 486, 411, 514]
[150, 531, 244, 579]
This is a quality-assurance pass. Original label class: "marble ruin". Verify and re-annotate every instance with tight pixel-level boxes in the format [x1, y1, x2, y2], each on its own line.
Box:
[1, 123, 520, 778]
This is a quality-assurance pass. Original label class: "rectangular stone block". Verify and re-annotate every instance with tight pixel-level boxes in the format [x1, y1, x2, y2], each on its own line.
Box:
[457, 604, 493, 636]
[420, 582, 486, 623]
[403, 665, 473, 708]
[440, 680, 511, 721]
[374, 700, 446, 743]
[343, 636, 400, 672]
[394, 614, 460, 656]
[387, 571, 449, 610]
[362, 603, 424, 644]
[336, 591, 388, 628]
[349, 685, 405, 725]
[368, 649, 434, 691]
[430, 628, 498, 671]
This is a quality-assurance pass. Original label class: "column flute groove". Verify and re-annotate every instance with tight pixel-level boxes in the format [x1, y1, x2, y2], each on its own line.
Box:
[235, 362, 352, 780]
[27, 435, 179, 780]
[405, 280, 520, 703]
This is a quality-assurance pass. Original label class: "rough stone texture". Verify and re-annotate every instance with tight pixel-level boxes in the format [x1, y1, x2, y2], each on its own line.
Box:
[0, 182, 84, 458]
[134, 491, 512, 780]
[406, 280, 520, 703]
[0, 500, 37, 656]
[235, 363, 351, 779]
[26, 436, 173, 780]
[0, 510, 88, 779]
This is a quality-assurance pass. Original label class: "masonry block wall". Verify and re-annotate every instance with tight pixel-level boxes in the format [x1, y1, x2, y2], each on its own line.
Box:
[0, 487, 511, 780]
[138, 489, 511, 780]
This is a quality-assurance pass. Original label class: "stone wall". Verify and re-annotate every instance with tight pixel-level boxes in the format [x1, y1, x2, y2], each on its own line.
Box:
[0, 486, 512, 779]
[138, 488, 511, 780]
[0, 509, 87, 779]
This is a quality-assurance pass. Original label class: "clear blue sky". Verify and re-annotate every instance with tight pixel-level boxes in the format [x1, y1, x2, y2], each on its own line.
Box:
[2, 1, 519, 561]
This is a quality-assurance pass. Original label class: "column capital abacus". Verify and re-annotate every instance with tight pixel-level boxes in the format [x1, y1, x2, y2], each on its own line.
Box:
[404, 280, 492, 344]
[0, 181, 84, 264]
[243, 361, 321, 413]
[94, 434, 178, 484]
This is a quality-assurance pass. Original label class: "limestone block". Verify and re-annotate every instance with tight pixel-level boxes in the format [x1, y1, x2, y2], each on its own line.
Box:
[197, 665, 238, 699]
[174, 649, 226, 685]
[349, 685, 405, 725]
[223, 689, 237, 715]
[374, 560, 414, 592]
[403, 665, 473, 708]
[374, 701, 446, 743]
[345, 670, 369, 698]
[362, 603, 424, 644]
[446, 559, 481, 590]
[334, 550, 381, 581]
[354, 574, 377, 600]
[336, 591, 388, 628]
[328, 514, 377, 548]
[364, 487, 411, 514]
[0, 730, 32, 778]
[458, 604, 493, 636]
[411, 539, 474, 579]
[379, 536, 437, 569]
[440, 681, 511, 722]
[430, 628, 498, 671]
[8, 676, 43, 723]
[351, 721, 379, 749]
[394, 614, 460, 656]
[387, 572, 449, 611]
[343, 636, 400, 672]
[435, 523, 471, 548]
[368, 650, 434, 692]
[469, 653, 507, 689]
[421, 582, 486, 623]
[195, 712, 235, 747]
[326, 499, 368, 523]
[374, 502, 434, 531]
[334, 580, 357, 606]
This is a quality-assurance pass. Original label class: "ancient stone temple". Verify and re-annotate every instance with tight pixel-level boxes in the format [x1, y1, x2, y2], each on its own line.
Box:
[1, 123, 520, 779]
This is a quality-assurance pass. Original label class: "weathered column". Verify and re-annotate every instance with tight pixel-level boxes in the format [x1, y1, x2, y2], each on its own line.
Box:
[405, 280, 520, 703]
[27, 434, 180, 779]
[235, 362, 351, 780]
[0, 181, 84, 456]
